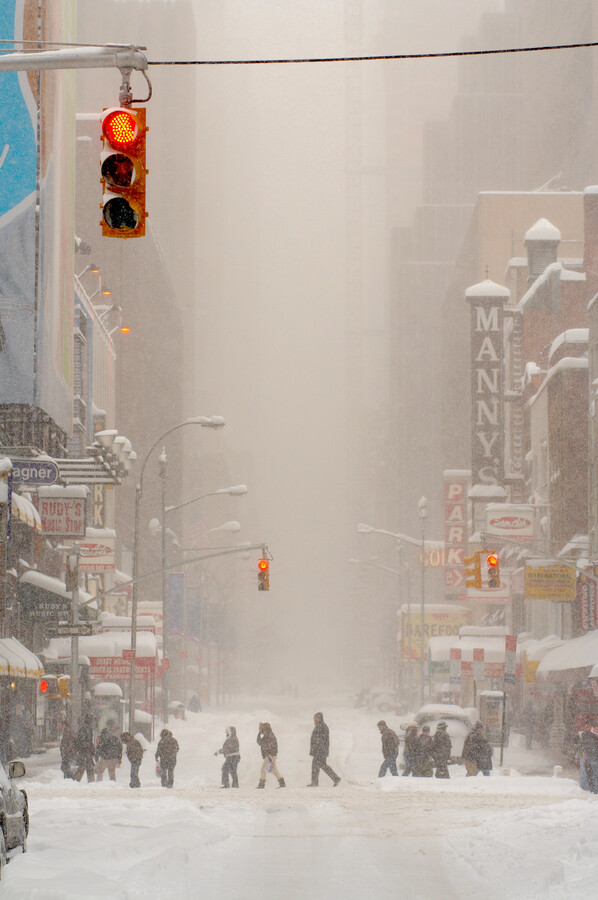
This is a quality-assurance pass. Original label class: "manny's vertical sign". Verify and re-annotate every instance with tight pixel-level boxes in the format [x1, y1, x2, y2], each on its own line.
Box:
[465, 280, 510, 488]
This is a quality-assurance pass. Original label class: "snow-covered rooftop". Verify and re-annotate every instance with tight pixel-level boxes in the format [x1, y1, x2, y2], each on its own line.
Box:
[524, 218, 561, 243]
[464, 278, 510, 299]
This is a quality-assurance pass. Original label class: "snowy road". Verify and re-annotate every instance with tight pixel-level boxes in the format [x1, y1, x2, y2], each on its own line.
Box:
[1, 699, 596, 899]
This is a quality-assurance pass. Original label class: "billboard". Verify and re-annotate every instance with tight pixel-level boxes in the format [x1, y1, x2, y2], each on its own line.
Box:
[486, 504, 534, 540]
[401, 605, 470, 661]
[0, 1, 75, 433]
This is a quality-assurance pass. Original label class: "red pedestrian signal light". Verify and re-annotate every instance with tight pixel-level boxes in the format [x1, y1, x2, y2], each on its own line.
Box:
[258, 558, 270, 591]
[487, 553, 500, 588]
[39, 679, 49, 694]
[100, 106, 147, 238]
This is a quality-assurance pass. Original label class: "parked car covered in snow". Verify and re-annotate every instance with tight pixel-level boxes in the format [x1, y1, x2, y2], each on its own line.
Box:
[414, 703, 472, 761]
[0, 759, 28, 874]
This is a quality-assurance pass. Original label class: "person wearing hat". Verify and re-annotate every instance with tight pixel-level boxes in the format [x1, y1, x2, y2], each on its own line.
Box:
[155, 728, 179, 788]
[415, 725, 435, 777]
[308, 712, 341, 786]
[377, 720, 400, 777]
[402, 723, 419, 776]
[432, 722, 451, 778]
[462, 721, 493, 776]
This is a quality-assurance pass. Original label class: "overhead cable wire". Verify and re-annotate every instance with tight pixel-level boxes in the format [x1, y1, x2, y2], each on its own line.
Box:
[147, 40, 598, 67]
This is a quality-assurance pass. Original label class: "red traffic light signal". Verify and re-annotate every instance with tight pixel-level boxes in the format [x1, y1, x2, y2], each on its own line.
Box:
[258, 558, 270, 591]
[100, 107, 147, 238]
[39, 679, 49, 694]
[487, 553, 500, 588]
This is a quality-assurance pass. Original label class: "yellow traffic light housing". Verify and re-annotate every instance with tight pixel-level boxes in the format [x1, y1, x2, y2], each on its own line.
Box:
[465, 551, 482, 589]
[487, 552, 500, 588]
[258, 558, 270, 591]
[100, 107, 147, 238]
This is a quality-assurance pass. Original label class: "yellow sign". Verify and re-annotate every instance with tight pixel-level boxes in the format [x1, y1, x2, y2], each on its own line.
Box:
[401, 609, 470, 661]
[524, 564, 576, 602]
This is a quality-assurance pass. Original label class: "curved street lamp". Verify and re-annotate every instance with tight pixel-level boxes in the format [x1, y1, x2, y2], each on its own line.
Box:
[128, 416, 225, 732]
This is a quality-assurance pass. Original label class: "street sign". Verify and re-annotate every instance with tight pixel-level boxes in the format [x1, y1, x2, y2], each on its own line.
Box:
[10, 457, 59, 486]
[504, 634, 517, 685]
[51, 623, 95, 637]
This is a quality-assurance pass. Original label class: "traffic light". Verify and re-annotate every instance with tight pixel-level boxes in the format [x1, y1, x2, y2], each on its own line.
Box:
[465, 551, 482, 589]
[100, 106, 147, 238]
[258, 558, 270, 591]
[487, 552, 500, 588]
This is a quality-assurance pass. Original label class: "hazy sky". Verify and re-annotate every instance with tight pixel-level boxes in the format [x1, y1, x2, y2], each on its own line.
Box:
[187, 0, 503, 689]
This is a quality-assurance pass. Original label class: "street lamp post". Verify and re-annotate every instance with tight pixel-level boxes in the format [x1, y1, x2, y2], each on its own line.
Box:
[128, 416, 225, 734]
[418, 496, 428, 707]
[159, 448, 168, 723]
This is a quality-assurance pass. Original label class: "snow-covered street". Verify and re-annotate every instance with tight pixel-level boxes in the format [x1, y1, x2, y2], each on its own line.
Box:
[1, 698, 596, 900]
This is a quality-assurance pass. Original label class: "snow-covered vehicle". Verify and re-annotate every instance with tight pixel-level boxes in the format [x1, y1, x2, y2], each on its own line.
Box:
[0, 759, 28, 874]
[414, 704, 472, 761]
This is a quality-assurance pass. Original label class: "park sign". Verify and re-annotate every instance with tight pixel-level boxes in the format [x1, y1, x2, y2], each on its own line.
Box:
[524, 561, 577, 602]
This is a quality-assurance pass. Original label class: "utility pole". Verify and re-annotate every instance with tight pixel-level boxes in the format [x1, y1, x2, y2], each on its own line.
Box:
[418, 497, 428, 707]
[65, 546, 81, 727]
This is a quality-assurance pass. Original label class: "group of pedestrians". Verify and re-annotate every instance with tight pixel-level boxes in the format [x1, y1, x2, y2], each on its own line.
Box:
[380, 719, 492, 780]
[59, 719, 179, 789]
[215, 712, 341, 789]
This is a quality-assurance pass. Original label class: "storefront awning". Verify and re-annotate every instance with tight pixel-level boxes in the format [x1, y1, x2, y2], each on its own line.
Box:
[19, 570, 95, 620]
[10, 493, 42, 531]
[0, 638, 44, 679]
[537, 630, 598, 678]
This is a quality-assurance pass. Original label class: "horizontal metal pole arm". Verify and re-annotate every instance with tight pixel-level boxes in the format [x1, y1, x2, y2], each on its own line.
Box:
[0, 46, 148, 73]
[80, 543, 269, 607]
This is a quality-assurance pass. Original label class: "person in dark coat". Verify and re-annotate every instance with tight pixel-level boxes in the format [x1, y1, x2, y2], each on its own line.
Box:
[308, 712, 341, 787]
[402, 723, 418, 776]
[377, 720, 399, 777]
[121, 732, 144, 788]
[432, 721, 452, 778]
[95, 724, 122, 781]
[73, 715, 95, 782]
[155, 729, 179, 788]
[256, 722, 285, 788]
[580, 716, 598, 793]
[59, 722, 76, 779]
[415, 725, 434, 777]
[215, 726, 240, 788]
[462, 722, 493, 776]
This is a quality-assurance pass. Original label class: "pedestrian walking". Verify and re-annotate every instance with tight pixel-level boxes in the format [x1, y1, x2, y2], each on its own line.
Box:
[256, 722, 286, 788]
[215, 726, 240, 788]
[432, 721, 451, 778]
[155, 728, 179, 788]
[308, 712, 341, 787]
[121, 732, 144, 788]
[95, 724, 122, 782]
[415, 725, 434, 777]
[574, 720, 592, 791]
[580, 716, 598, 793]
[462, 722, 493, 776]
[73, 715, 96, 782]
[377, 720, 399, 777]
[59, 721, 76, 779]
[402, 723, 419, 776]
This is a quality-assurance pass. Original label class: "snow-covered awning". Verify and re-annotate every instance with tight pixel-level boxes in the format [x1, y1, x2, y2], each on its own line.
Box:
[19, 569, 94, 606]
[428, 634, 509, 664]
[10, 493, 42, 531]
[0, 637, 44, 679]
[536, 630, 598, 677]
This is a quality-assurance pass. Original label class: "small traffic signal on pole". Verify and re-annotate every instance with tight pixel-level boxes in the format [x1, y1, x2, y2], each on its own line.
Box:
[487, 552, 500, 588]
[258, 558, 270, 591]
[100, 106, 147, 238]
[465, 551, 482, 589]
